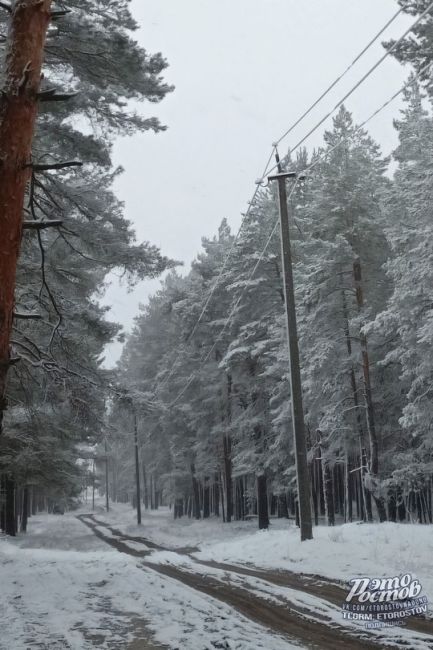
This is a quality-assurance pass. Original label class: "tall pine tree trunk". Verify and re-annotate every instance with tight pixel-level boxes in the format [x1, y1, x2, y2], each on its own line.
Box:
[0, 0, 53, 434]
[223, 373, 233, 523]
[353, 259, 387, 522]
[342, 289, 371, 521]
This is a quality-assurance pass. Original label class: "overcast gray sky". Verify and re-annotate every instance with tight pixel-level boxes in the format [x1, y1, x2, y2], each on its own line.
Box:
[102, 0, 411, 365]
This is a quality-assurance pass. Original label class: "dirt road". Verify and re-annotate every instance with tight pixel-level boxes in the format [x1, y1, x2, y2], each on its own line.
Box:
[78, 513, 433, 650]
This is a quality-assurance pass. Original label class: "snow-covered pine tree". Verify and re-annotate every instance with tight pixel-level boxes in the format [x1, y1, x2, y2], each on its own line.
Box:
[369, 80, 433, 522]
[0, 0, 173, 534]
[294, 107, 391, 522]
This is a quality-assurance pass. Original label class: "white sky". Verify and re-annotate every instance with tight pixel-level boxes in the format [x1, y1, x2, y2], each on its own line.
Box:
[102, 0, 412, 365]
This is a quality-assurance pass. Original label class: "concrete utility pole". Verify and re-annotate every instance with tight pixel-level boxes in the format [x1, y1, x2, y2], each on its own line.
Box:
[269, 158, 313, 541]
[133, 408, 142, 525]
[92, 460, 95, 511]
[104, 438, 110, 513]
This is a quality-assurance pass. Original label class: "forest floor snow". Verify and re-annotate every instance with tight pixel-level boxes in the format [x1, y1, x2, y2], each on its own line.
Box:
[0, 510, 300, 650]
[2, 502, 433, 649]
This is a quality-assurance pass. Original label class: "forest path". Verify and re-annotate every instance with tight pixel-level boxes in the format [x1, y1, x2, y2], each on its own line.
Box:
[78, 513, 433, 650]
[2, 512, 303, 650]
[0, 513, 163, 650]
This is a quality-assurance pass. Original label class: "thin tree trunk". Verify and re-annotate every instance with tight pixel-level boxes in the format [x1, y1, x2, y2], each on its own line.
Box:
[322, 462, 335, 526]
[0, 475, 5, 531]
[238, 477, 245, 520]
[21, 485, 28, 532]
[92, 462, 95, 511]
[223, 373, 233, 523]
[311, 458, 319, 526]
[142, 461, 149, 509]
[342, 289, 371, 522]
[31, 486, 37, 515]
[317, 430, 334, 526]
[214, 475, 220, 516]
[5, 475, 15, 536]
[257, 473, 269, 530]
[191, 463, 200, 519]
[219, 472, 226, 522]
[203, 478, 210, 519]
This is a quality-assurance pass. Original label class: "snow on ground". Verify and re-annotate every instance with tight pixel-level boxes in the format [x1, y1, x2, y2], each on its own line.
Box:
[144, 551, 433, 650]
[195, 520, 433, 604]
[0, 511, 300, 650]
[97, 502, 433, 606]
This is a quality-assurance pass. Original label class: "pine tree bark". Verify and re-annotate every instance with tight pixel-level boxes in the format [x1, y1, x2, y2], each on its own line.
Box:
[0, 0, 53, 434]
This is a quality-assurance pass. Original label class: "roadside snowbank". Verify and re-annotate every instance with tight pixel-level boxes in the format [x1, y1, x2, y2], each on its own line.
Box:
[195, 521, 433, 601]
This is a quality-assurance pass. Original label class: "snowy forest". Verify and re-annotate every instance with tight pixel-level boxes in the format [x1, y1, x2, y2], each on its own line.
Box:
[4, 1, 433, 649]
[1, 0, 433, 538]
[112, 91, 433, 530]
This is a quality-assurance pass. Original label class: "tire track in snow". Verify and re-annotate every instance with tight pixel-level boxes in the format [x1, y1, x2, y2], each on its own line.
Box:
[79, 513, 433, 640]
[78, 513, 419, 650]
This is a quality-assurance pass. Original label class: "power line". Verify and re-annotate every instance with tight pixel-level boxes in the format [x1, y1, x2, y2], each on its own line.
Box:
[264, 0, 433, 179]
[159, 61, 432, 412]
[304, 60, 432, 177]
[153, 5, 410, 397]
[274, 3, 406, 147]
